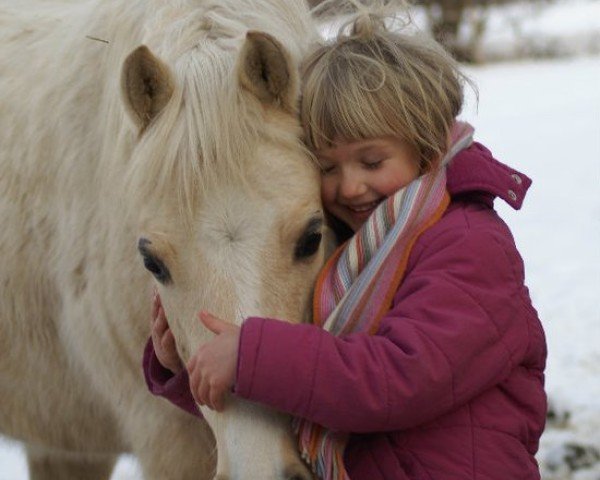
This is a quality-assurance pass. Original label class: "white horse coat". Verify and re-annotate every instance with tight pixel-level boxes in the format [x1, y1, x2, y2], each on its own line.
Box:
[0, 1, 327, 479]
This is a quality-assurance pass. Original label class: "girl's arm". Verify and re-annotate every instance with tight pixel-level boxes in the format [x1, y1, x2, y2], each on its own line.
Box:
[233, 219, 538, 432]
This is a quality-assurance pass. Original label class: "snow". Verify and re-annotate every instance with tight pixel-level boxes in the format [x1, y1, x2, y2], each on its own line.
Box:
[1, 1, 599, 479]
[0, 439, 25, 479]
[0, 438, 142, 479]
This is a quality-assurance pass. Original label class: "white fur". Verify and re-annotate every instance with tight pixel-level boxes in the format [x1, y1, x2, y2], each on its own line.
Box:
[0, 1, 327, 479]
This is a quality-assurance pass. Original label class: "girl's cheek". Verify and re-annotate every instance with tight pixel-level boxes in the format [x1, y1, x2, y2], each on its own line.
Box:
[320, 178, 335, 201]
[383, 176, 414, 196]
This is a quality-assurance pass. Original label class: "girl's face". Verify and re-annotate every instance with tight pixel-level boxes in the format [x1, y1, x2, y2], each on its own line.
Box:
[316, 136, 420, 232]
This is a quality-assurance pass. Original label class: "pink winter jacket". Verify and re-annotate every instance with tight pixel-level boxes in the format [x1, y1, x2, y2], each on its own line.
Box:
[143, 142, 547, 479]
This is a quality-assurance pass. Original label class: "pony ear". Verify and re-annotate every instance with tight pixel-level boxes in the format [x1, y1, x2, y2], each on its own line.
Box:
[237, 31, 298, 113]
[121, 45, 174, 131]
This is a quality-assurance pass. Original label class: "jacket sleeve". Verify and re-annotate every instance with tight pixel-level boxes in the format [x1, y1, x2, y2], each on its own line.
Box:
[233, 222, 530, 433]
[142, 338, 202, 418]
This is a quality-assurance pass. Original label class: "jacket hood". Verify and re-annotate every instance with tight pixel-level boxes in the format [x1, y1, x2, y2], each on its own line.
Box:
[447, 142, 532, 210]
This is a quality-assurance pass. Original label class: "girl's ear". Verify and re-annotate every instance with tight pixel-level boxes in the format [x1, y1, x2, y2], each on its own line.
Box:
[236, 31, 299, 113]
[121, 45, 174, 131]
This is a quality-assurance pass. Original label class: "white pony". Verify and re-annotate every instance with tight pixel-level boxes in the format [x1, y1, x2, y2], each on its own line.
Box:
[0, 1, 329, 479]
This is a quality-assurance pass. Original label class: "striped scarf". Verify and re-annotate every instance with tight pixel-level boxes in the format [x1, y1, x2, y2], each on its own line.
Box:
[293, 122, 475, 480]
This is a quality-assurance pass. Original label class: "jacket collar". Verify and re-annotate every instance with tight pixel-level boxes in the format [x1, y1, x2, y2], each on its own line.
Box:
[446, 142, 531, 210]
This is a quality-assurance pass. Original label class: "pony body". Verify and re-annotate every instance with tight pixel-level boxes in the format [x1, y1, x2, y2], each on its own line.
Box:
[0, 1, 326, 478]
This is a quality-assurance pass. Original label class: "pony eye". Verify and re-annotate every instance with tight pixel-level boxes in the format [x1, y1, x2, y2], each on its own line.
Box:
[142, 254, 171, 283]
[138, 238, 171, 284]
[294, 231, 322, 260]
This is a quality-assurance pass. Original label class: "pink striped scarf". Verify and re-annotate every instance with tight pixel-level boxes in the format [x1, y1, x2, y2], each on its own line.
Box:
[293, 122, 475, 480]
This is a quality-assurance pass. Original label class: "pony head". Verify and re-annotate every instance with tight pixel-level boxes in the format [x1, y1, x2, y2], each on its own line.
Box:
[121, 23, 325, 480]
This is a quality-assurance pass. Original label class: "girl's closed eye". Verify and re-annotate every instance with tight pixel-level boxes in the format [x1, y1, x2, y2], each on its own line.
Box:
[320, 164, 336, 175]
[362, 158, 384, 170]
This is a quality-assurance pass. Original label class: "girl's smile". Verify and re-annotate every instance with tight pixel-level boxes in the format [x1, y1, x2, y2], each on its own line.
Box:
[341, 199, 384, 225]
[316, 136, 420, 231]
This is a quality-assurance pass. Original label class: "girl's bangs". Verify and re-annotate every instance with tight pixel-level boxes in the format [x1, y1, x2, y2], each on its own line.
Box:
[306, 77, 394, 151]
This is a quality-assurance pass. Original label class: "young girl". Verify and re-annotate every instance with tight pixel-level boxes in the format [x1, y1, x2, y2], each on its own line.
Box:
[144, 5, 547, 479]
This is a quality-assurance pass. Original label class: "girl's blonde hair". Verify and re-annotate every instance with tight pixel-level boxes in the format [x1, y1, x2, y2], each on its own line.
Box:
[302, 1, 472, 171]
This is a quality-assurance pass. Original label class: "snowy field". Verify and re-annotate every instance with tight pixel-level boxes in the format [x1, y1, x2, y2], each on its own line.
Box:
[1, 1, 599, 479]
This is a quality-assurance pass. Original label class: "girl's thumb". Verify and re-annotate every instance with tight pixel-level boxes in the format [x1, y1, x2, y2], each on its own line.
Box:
[199, 311, 224, 334]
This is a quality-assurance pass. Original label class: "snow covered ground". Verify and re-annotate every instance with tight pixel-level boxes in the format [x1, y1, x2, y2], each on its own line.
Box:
[1, 2, 599, 479]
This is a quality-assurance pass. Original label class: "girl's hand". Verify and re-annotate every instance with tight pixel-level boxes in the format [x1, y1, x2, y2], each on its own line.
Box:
[186, 312, 240, 412]
[151, 291, 184, 374]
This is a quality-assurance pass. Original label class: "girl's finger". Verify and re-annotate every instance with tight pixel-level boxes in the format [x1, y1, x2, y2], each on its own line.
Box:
[161, 329, 177, 355]
[210, 385, 225, 412]
[151, 327, 160, 351]
[196, 376, 211, 408]
[155, 307, 168, 335]
[186, 353, 197, 373]
[188, 361, 201, 398]
[199, 311, 229, 335]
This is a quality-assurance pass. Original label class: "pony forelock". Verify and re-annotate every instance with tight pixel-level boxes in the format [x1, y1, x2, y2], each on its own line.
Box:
[123, 0, 317, 226]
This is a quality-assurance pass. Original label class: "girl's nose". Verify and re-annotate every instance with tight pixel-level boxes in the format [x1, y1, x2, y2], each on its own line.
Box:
[339, 172, 367, 200]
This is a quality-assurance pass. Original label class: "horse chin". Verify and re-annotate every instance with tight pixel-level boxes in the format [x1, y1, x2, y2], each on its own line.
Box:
[202, 399, 313, 480]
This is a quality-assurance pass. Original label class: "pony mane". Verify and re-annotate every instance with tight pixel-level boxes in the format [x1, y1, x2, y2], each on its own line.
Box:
[122, 0, 318, 223]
